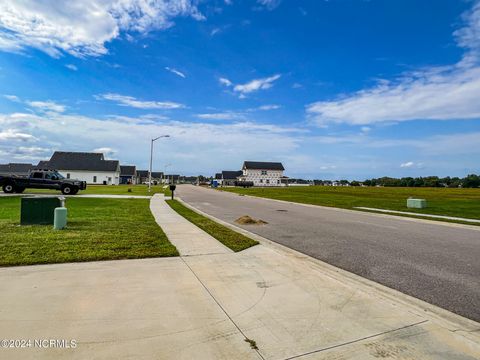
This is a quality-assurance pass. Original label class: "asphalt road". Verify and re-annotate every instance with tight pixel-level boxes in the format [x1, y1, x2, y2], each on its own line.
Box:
[176, 185, 480, 322]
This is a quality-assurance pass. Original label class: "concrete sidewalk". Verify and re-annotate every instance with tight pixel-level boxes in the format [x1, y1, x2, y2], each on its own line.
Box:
[150, 194, 232, 256]
[0, 195, 479, 359]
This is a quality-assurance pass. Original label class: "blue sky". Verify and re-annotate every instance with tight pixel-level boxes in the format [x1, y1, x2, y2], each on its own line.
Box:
[0, 0, 479, 179]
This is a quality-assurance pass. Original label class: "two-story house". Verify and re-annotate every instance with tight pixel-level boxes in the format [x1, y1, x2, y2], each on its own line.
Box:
[238, 161, 285, 186]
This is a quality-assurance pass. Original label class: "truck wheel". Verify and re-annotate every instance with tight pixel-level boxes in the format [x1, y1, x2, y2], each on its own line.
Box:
[14, 187, 26, 194]
[2, 183, 15, 193]
[61, 185, 73, 195]
[70, 188, 79, 195]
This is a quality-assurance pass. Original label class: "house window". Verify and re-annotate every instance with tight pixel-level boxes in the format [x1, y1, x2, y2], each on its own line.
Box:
[66, 173, 70, 179]
[266, 179, 270, 184]
[261, 170, 267, 175]
[277, 180, 280, 184]
[259, 179, 263, 183]
[93, 176, 97, 183]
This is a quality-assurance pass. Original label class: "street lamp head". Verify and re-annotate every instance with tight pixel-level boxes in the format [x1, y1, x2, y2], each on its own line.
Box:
[152, 134, 170, 141]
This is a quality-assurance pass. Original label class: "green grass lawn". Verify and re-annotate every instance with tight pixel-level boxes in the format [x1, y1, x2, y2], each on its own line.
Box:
[22, 184, 167, 196]
[166, 199, 258, 252]
[220, 186, 480, 221]
[0, 197, 178, 267]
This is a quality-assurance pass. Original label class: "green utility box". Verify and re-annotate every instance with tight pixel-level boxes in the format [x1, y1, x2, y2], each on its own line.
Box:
[407, 198, 427, 209]
[54, 207, 68, 230]
[20, 196, 65, 225]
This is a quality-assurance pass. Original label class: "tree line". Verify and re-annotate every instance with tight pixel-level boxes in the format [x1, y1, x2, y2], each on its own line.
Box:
[361, 174, 480, 188]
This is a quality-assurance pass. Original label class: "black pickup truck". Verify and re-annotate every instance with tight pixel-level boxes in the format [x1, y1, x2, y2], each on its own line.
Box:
[0, 169, 87, 195]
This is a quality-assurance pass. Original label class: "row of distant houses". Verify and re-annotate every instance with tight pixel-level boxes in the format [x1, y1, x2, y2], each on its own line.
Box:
[1, 152, 289, 187]
[214, 161, 286, 187]
[0, 151, 180, 185]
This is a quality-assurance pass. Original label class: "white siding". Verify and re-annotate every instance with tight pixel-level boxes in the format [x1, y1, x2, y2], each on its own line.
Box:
[242, 169, 283, 187]
[58, 170, 120, 185]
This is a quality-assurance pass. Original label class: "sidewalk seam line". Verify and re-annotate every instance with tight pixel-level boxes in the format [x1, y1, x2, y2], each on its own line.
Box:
[180, 257, 265, 360]
[282, 319, 429, 360]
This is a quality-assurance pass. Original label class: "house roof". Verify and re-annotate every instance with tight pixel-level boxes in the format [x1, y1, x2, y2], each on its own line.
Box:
[0, 163, 34, 174]
[243, 161, 285, 171]
[136, 170, 163, 178]
[214, 173, 222, 180]
[120, 165, 136, 176]
[222, 170, 243, 180]
[165, 174, 180, 180]
[38, 151, 120, 172]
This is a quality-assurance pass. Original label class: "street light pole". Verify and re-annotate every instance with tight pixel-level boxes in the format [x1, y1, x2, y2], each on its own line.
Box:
[164, 163, 172, 184]
[148, 135, 170, 193]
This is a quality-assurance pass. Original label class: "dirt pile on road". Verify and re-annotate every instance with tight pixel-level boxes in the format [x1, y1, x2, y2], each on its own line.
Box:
[235, 215, 268, 225]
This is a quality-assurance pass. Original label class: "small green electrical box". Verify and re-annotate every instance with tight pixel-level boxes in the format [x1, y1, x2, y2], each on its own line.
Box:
[407, 198, 427, 209]
[20, 196, 64, 225]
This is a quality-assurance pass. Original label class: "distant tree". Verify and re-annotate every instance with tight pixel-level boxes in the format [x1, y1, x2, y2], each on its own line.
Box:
[462, 174, 480, 188]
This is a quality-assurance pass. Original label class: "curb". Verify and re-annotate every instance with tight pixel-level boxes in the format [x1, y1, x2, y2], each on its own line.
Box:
[176, 195, 480, 338]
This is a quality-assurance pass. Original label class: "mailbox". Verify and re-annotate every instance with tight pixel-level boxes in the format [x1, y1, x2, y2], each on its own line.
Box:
[169, 184, 176, 200]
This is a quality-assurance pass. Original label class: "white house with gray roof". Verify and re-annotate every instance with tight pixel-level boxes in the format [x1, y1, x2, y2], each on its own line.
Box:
[238, 161, 285, 186]
[38, 151, 120, 185]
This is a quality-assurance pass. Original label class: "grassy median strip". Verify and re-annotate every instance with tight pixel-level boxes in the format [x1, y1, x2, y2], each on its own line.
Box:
[166, 199, 258, 252]
[0, 197, 178, 267]
[220, 186, 480, 223]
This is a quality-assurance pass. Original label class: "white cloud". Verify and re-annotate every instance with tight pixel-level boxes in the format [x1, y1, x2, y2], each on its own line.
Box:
[0, 1, 204, 58]
[65, 64, 78, 71]
[233, 74, 281, 95]
[0, 129, 36, 141]
[307, 1, 480, 126]
[196, 112, 245, 120]
[3, 95, 20, 102]
[219, 77, 233, 87]
[96, 93, 185, 109]
[165, 67, 186, 78]
[27, 101, 66, 113]
[210, 28, 221, 36]
[93, 147, 117, 158]
[0, 111, 300, 174]
[4, 95, 66, 113]
[256, 0, 282, 10]
[400, 161, 414, 168]
[256, 104, 281, 111]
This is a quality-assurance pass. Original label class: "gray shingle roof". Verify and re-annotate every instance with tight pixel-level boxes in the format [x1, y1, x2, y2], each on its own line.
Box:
[0, 163, 34, 175]
[136, 170, 163, 178]
[38, 152, 120, 172]
[120, 165, 136, 176]
[243, 161, 285, 171]
[222, 170, 243, 180]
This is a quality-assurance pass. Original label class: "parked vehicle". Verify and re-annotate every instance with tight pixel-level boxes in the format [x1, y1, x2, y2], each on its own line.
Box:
[0, 169, 87, 195]
[234, 181, 254, 188]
